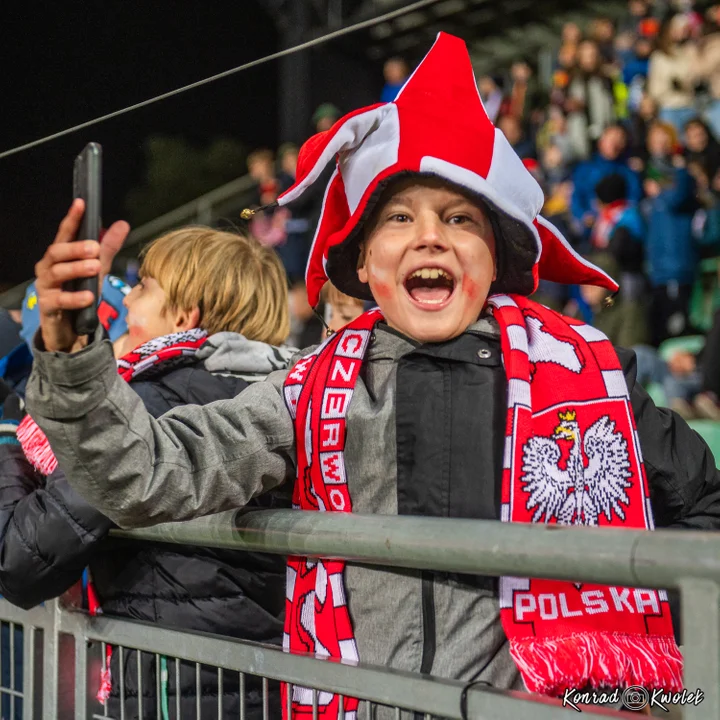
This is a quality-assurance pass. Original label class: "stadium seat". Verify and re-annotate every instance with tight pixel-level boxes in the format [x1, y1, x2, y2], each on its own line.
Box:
[687, 420, 720, 467]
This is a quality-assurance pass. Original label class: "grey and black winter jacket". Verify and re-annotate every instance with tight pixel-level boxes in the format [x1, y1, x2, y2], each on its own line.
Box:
[2, 332, 295, 719]
[25, 317, 720, 719]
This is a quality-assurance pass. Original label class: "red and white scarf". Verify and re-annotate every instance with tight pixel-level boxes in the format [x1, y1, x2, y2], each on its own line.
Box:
[281, 297, 682, 718]
[18, 329, 208, 475]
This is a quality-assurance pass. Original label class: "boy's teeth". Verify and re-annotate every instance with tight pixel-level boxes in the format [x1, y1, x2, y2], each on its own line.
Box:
[411, 268, 450, 280]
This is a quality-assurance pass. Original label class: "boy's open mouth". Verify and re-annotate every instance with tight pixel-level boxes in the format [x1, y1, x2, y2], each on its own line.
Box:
[403, 266, 456, 308]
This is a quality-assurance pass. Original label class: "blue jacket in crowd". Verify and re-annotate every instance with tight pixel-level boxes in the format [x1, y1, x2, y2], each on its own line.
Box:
[643, 167, 698, 287]
[571, 155, 643, 228]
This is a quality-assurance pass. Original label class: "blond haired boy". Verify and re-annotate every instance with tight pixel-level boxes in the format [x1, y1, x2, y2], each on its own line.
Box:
[5, 224, 295, 717]
[26, 33, 720, 719]
[132, 226, 289, 346]
[321, 282, 367, 336]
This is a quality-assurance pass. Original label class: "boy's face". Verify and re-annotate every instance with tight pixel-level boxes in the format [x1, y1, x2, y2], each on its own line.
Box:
[357, 179, 496, 343]
[123, 276, 197, 348]
[325, 300, 365, 337]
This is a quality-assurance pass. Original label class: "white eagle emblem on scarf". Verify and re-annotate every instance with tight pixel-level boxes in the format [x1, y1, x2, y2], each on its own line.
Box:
[521, 410, 633, 525]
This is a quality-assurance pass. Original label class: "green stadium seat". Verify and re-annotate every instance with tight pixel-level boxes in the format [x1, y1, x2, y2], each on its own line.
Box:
[646, 382, 667, 408]
[687, 420, 720, 467]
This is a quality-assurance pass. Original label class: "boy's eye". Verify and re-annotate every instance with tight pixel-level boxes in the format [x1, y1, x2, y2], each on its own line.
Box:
[389, 213, 410, 223]
[448, 214, 472, 225]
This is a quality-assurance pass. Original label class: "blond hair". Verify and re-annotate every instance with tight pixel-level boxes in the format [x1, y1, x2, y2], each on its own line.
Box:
[321, 282, 365, 310]
[140, 227, 290, 345]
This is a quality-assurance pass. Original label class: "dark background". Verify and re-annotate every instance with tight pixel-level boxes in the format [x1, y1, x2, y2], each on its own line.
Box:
[0, 1, 383, 288]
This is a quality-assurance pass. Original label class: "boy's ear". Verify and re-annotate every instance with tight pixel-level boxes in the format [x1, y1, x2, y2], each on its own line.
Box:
[174, 306, 201, 331]
[356, 243, 368, 285]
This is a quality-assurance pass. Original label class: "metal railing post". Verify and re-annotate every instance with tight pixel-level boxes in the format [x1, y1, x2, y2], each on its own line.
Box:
[681, 578, 720, 718]
[73, 632, 87, 720]
[42, 601, 60, 720]
[22, 625, 34, 720]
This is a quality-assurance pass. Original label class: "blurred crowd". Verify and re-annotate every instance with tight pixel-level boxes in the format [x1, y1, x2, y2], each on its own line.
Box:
[241, 0, 720, 420]
[488, 0, 720, 420]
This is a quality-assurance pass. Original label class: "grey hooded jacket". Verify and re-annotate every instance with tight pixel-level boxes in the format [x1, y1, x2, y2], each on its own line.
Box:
[25, 318, 720, 718]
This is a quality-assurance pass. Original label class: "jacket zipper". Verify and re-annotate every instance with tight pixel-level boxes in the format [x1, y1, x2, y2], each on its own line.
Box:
[420, 571, 436, 675]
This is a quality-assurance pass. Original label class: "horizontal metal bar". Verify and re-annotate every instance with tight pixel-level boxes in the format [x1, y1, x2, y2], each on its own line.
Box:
[0, 601, 53, 629]
[54, 611, 629, 720]
[112, 509, 720, 589]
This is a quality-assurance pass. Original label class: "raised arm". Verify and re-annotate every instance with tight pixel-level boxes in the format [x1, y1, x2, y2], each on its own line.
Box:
[25, 201, 296, 529]
[26, 336, 295, 528]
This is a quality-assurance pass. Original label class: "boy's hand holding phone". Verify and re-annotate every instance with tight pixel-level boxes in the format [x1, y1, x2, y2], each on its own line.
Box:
[35, 200, 129, 353]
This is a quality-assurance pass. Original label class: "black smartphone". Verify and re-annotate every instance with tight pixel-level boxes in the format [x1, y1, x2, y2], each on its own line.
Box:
[70, 142, 102, 336]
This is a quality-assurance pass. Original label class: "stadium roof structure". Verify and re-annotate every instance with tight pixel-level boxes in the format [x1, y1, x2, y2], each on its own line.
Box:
[265, 0, 628, 73]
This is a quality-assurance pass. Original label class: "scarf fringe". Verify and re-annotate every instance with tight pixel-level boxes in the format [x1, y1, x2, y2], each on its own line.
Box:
[510, 632, 684, 696]
[17, 416, 57, 476]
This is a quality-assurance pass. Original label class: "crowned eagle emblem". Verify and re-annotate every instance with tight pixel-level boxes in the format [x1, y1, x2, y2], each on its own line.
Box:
[521, 410, 633, 525]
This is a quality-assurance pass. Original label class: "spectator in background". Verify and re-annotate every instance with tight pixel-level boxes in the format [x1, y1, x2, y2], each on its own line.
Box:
[312, 103, 341, 133]
[247, 148, 279, 207]
[591, 172, 646, 306]
[684, 118, 720, 181]
[571, 124, 642, 238]
[276, 143, 311, 283]
[622, 0, 652, 35]
[247, 148, 289, 250]
[506, 61, 545, 127]
[579, 253, 649, 347]
[591, 173, 645, 262]
[497, 114, 536, 159]
[691, 6, 720, 138]
[648, 13, 698, 134]
[560, 21, 583, 48]
[478, 74, 504, 123]
[643, 120, 699, 345]
[627, 92, 658, 164]
[623, 35, 655, 113]
[381, 57, 409, 103]
[589, 16, 618, 64]
[536, 105, 574, 164]
[566, 40, 617, 159]
[540, 145, 574, 225]
[550, 43, 578, 107]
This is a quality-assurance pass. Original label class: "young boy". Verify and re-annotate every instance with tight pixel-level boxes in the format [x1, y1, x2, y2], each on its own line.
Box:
[26, 34, 720, 718]
[321, 282, 367, 336]
[4, 227, 293, 718]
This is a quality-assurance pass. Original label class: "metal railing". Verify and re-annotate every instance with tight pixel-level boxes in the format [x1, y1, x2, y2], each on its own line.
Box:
[0, 509, 717, 718]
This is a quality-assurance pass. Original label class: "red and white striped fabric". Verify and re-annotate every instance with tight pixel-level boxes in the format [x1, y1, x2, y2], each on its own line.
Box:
[488, 294, 681, 695]
[282, 314, 380, 719]
[282, 300, 682, 718]
[18, 329, 208, 476]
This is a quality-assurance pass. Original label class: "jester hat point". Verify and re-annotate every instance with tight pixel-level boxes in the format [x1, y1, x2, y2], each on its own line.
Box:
[276, 32, 618, 306]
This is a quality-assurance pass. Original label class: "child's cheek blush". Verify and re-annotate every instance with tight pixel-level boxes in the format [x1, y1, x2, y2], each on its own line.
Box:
[461, 275, 481, 302]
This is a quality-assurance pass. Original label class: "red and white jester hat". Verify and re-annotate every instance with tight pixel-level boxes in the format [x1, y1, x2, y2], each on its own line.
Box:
[275, 32, 618, 306]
